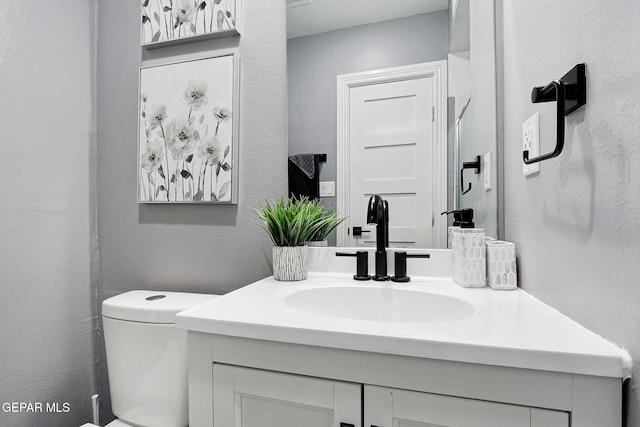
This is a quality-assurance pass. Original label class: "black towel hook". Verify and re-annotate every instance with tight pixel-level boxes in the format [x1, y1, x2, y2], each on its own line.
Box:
[460, 155, 481, 195]
[524, 64, 586, 164]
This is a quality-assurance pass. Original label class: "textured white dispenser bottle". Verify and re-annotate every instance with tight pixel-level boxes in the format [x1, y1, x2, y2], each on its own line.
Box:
[486, 240, 518, 290]
[451, 209, 486, 287]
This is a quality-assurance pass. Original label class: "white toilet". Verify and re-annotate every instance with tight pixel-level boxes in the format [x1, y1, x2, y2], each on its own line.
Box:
[98, 290, 218, 427]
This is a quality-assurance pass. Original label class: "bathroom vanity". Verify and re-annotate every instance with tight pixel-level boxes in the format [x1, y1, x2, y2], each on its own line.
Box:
[176, 248, 631, 427]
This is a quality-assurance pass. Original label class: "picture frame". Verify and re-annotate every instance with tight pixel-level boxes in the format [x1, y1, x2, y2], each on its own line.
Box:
[141, 0, 241, 49]
[138, 52, 240, 204]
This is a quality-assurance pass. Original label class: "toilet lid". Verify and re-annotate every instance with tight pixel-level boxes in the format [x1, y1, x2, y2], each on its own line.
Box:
[102, 290, 219, 324]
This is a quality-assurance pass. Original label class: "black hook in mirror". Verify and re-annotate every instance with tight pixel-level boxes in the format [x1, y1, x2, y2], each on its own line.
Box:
[460, 155, 481, 195]
[525, 64, 586, 164]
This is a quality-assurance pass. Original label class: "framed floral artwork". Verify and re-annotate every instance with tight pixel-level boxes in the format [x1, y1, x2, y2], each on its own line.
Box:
[141, 0, 241, 48]
[138, 53, 239, 204]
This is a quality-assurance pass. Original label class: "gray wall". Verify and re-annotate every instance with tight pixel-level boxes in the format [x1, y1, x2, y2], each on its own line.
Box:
[502, 1, 640, 424]
[97, 0, 287, 421]
[287, 11, 449, 210]
[0, 1, 98, 426]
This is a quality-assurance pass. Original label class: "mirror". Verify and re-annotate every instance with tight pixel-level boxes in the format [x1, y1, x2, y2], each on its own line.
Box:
[448, 0, 500, 240]
[287, 0, 500, 248]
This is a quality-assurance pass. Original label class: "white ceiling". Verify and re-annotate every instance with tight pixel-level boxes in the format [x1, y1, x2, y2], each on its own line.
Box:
[287, 0, 449, 39]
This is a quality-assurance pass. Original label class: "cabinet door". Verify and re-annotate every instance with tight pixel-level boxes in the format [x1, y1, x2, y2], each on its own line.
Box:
[213, 364, 361, 427]
[365, 385, 567, 427]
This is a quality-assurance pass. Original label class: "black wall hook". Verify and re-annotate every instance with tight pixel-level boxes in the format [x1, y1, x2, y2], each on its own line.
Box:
[460, 155, 481, 195]
[524, 64, 586, 164]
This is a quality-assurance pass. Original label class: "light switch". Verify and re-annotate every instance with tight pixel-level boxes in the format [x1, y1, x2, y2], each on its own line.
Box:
[319, 181, 335, 197]
[523, 113, 540, 176]
[483, 152, 491, 190]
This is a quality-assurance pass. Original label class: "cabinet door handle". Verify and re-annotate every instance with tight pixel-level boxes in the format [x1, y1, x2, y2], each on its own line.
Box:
[340, 424, 354, 427]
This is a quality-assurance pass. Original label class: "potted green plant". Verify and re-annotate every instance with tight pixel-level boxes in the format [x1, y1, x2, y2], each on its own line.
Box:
[255, 197, 343, 281]
[307, 200, 346, 247]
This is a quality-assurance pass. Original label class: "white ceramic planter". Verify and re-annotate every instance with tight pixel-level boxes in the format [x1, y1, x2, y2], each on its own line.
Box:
[272, 245, 309, 281]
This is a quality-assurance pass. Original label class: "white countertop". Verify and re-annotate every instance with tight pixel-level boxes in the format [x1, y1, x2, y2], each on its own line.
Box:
[176, 273, 631, 379]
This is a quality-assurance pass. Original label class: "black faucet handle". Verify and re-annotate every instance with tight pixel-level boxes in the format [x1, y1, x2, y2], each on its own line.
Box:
[335, 251, 371, 281]
[391, 251, 430, 283]
[406, 253, 431, 259]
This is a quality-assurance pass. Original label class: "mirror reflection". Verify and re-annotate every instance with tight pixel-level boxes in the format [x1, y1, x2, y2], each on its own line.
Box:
[287, 0, 499, 248]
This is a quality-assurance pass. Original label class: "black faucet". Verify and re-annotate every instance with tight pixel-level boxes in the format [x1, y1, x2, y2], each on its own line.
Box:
[367, 195, 389, 281]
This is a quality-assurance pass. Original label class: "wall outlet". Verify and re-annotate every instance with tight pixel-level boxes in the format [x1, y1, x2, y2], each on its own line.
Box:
[523, 113, 540, 176]
[319, 181, 335, 197]
[483, 152, 491, 190]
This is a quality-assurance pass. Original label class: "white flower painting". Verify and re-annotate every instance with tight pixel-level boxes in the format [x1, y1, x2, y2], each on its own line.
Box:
[138, 54, 238, 203]
[141, 0, 239, 46]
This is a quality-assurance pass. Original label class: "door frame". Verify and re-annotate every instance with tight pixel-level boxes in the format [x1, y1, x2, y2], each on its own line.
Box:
[336, 61, 448, 248]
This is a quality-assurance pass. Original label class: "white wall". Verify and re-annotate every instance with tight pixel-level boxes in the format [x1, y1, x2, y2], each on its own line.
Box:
[0, 1, 98, 426]
[503, 1, 640, 423]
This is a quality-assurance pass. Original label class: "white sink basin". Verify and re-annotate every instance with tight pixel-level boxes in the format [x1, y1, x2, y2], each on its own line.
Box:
[284, 286, 475, 323]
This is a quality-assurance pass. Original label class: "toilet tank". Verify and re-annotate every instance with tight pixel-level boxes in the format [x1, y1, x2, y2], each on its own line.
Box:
[102, 291, 218, 427]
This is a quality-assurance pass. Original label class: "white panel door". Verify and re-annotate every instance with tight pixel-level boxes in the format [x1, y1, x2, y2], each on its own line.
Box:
[213, 364, 361, 427]
[365, 385, 544, 427]
[348, 77, 433, 248]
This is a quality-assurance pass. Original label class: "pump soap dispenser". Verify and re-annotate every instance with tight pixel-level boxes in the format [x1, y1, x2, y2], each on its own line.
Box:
[451, 209, 486, 287]
[441, 210, 463, 249]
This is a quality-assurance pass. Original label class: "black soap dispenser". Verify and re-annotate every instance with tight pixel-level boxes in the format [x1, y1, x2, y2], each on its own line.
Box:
[459, 208, 475, 228]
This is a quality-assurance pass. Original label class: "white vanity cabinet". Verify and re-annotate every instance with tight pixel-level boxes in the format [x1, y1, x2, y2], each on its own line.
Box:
[178, 273, 630, 427]
[188, 334, 593, 427]
[212, 362, 569, 427]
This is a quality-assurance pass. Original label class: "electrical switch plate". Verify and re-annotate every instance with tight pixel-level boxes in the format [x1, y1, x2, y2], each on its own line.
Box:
[319, 181, 335, 197]
[523, 112, 540, 176]
[483, 152, 491, 190]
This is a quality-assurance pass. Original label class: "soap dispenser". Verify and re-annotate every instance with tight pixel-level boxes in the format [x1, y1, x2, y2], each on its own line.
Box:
[441, 210, 463, 249]
[451, 209, 486, 287]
